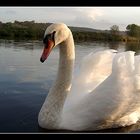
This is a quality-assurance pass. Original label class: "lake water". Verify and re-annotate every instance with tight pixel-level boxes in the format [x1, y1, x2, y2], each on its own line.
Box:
[1, 40, 140, 133]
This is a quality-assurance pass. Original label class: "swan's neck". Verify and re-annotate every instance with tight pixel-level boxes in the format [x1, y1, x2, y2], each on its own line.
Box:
[38, 31, 75, 129]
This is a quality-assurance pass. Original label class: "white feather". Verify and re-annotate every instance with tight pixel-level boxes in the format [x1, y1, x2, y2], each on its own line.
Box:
[38, 23, 140, 131]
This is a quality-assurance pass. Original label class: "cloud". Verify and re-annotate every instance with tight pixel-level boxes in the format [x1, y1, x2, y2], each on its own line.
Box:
[76, 8, 104, 21]
[33, 7, 105, 28]
[69, 8, 106, 29]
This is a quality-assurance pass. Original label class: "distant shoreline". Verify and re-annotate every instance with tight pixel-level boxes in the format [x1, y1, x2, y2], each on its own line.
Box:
[0, 21, 139, 43]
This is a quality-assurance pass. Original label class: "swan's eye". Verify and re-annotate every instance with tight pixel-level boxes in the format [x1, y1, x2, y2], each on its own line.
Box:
[43, 34, 51, 44]
[43, 31, 56, 45]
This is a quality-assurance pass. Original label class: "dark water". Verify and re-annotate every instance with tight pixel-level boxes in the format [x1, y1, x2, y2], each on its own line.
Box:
[1, 40, 140, 133]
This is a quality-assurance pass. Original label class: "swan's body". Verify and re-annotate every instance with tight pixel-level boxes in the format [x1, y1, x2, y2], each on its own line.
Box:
[38, 23, 140, 131]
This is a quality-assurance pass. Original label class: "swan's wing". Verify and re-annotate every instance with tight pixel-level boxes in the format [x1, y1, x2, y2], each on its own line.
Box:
[70, 49, 117, 97]
[62, 49, 117, 130]
[62, 51, 140, 131]
[63, 49, 117, 113]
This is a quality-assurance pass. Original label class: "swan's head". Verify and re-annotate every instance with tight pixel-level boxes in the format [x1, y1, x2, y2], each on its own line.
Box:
[40, 23, 70, 63]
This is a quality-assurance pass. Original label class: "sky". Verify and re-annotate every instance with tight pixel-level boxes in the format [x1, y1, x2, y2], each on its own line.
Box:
[0, 7, 140, 31]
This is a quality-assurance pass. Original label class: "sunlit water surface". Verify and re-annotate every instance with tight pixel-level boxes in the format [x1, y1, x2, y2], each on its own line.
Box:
[0, 40, 140, 133]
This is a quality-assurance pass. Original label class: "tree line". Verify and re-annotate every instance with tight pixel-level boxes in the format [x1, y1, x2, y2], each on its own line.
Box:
[0, 20, 140, 42]
[0, 21, 50, 40]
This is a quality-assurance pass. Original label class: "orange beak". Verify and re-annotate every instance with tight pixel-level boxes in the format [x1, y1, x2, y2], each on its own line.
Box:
[40, 40, 55, 63]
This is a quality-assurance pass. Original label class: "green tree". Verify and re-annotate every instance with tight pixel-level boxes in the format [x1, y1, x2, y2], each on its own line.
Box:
[110, 25, 119, 34]
[126, 24, 140, 38]
[110, 25, 121, 41]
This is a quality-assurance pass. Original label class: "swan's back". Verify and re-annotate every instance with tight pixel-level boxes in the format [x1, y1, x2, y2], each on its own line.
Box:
[61, 50, 140, 131]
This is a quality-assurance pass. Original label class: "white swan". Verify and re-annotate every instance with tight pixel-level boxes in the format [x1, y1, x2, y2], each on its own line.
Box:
[38, 23, 140, 131]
